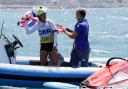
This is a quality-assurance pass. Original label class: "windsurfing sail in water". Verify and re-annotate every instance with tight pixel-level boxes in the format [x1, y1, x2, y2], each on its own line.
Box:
[18, 11, 64, 32]
[80, 57, 128, 89]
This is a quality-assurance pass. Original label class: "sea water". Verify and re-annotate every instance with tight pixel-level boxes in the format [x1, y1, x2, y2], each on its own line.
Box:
[0, 8, 128, 89]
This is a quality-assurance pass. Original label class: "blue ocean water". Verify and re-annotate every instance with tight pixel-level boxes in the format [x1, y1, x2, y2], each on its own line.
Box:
[0, 8, 128, 89]
[0, 8, 128, 58]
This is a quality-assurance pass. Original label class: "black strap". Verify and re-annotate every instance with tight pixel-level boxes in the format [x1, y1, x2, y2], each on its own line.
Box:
[106, 57, 128, 66]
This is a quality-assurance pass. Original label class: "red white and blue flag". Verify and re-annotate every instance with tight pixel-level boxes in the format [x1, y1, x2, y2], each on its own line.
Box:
[18, 11, 64, 32]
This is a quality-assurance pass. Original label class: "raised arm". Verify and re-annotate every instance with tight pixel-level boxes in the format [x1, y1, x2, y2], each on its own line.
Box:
[24, 22, 38, 35]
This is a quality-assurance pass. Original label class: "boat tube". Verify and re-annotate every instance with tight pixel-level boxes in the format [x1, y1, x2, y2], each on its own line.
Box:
[0, 63, 100, 88]
[0, 27, 101, 88]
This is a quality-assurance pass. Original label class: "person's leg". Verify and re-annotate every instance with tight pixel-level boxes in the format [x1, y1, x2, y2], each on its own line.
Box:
[40, 50, 48, 66]
[81, 52, 89, 67]
[76, 49, 90, 67]
[70, 49, 80, 67]
[40, 43, 49, 66]
[50, 46, 58, 66]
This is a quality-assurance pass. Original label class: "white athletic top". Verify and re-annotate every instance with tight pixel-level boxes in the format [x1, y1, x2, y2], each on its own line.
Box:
[24, 19, 58, 47]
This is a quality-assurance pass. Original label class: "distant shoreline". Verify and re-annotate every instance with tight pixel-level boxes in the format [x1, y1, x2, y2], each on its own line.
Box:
[0, 5, 128, 9]
[0, 0, 128, 9]
[0, 6, 127, 9]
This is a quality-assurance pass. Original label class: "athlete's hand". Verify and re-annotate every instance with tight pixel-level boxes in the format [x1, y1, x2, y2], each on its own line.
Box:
[65, 28, 73, 32]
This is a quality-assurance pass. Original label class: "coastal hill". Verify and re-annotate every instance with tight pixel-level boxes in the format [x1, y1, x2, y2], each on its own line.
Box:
[0, 0, 128, 8]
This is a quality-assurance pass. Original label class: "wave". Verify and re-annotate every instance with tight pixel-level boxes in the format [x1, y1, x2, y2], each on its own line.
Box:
[92, 49, 110, 54]
[108, 16, 128, 21]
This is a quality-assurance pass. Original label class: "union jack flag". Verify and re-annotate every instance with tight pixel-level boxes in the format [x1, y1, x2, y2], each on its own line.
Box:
[18, 11, 64, 32]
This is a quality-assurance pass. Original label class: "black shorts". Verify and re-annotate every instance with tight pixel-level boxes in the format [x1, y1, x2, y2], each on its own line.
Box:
[40, 43, 53, 52]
